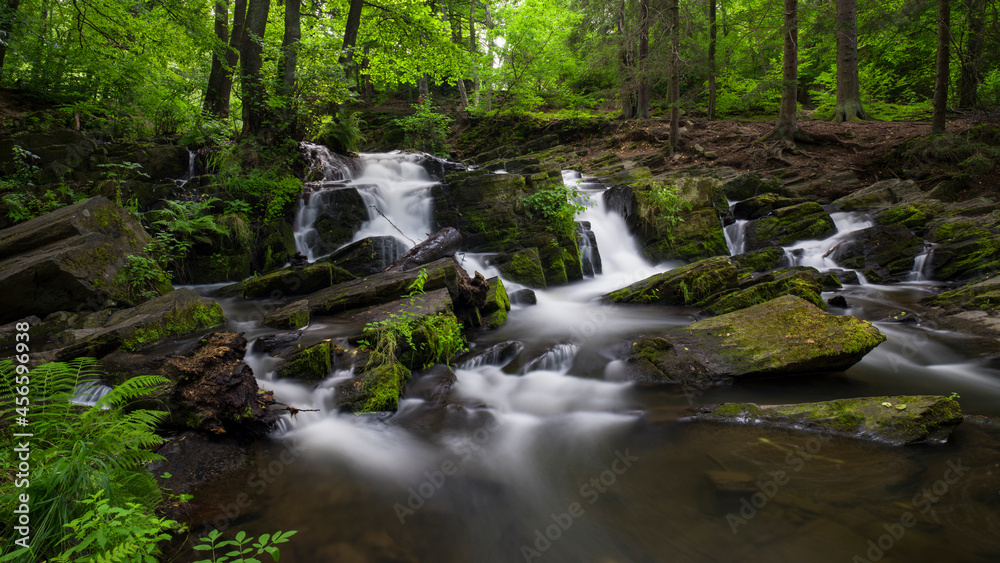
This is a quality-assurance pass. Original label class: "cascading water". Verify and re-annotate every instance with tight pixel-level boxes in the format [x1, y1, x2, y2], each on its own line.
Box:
[723, 199, 748, 256]
[348, 153, 438, 245]
[782, 211, 874, 274]
[907, 243, 936, 281]
[175, 150, 196, 187]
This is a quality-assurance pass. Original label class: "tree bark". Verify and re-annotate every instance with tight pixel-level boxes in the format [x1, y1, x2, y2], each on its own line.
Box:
[213, 0, 246, 118]
[708, 0, 717, 120]
[241, 0, 271, 138]
[832, 0, 869, 121]
[958, 0, 984, 108]
[765, 0, 805, 141]
[0, 0, 22, 78]
[637, 0, 650, 118]
[932, 0, 950, 135]
[203, 1, 229, 115]
[341, 0, 363, 81]
[668, 0, 680, 153]
[618, 0, 636, 119]
[278, 0, 301, 137]
[470, 0, 479, 105]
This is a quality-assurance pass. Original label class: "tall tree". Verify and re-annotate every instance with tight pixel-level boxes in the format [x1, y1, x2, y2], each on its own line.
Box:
[667, 0, 680, 152]
[932, 0, 950, 134]
[341, 0, 363, 81]
[707, 0, 717, 120]
[832, 0, 869, 121]
[203, 1, 229, 115]
[0, 0, 21, 78]
[958, 0, 985, 108]
[637, 0, 649, 118]
[278, 0, 301, 135]
[618, 0, 636, 118]
[241, 0, 271, 138]
[204, 0, 247, 118]
[765, 0, 805, 141]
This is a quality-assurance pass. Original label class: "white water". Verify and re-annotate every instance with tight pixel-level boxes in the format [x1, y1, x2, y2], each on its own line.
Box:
[783, 211, 873, 274]
[175, 150, 196, 187]
[349, 153, 438, 246]
[907, 243, 936, 281]
[723, 199, 748, 256]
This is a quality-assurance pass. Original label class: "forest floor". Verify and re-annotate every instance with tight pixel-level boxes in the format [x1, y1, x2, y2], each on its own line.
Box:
[574, 116, 999, 201]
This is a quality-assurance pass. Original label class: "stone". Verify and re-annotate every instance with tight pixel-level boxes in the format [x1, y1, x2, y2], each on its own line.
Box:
[337, 360, 411, 413]
[723, 172, 792, 201]
[219, 263, 355, 298]
[308, 186, 368, 251]
[0, 196, 167, 324]
[703, 267, 836, 315]
[924, 275, 1000, 312]
[744, 202, 836, 251]
[831, 179, 924, 212]
[323, 235, 407, 276]
[831, 225, 926, 282]
[262, 299, 310, 330]
[605, 256, 738, 306]
[509, 289, 538, 305]
[276, 341, 332, 380]
[697, 395, 963, 445]
[384, 227, 463, 272]
[731, 246, 788, 273]
[732, 194, 807, 220]
[481, 277, 511, 329]
[494, 247, 547, 288]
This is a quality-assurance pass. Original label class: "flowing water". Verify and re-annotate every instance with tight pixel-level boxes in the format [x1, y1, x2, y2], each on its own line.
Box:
[182, 160, 1000, 562]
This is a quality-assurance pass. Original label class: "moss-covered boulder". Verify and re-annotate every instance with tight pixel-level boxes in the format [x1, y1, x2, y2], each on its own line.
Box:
[732, 194, 807, 220]
[495, 248, 547, 288]
[305, 257, 460, 315]
[221, 263, 355, 298]
[830, 225, 926, 282]
[698, 396, 963, 445]
[723, 172, 792, 201]
[875, 201, 944, 232]
[744, 202, 836, 250]
[924, 275, 1000, 312]
[276, 341, 332, 380]
[831, 179, 924, 212]
[323, 235, 406, 276]
[0, 196, 166, 324]
[620, 295, 886, 386]
[605, 256, 737, 306]
[482, 277, 511, 329]
[703, 267, 837, 315]
[263, 299, 310, 329]
[731, 246, 788, 273]
[309, 186, 368, 250]
[337, 360, 411, 413]
[928, 220, 1000, 281]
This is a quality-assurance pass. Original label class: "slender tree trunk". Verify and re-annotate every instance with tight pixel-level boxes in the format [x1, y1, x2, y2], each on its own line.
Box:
[932, 0, 950, 135]
[470, 0, 479, 105]
[637, 0, 650, 118]
[419, 74, 430, 101]
[668, 0, 680, 153]
[958, 0, 984, 108]
[0, 0, 23, 78]
[708, 0, 717, 120]
[341, 0, 363, 81]
[833, 0, 869, 121]
[766, 0, 802, 141]
[203, 1, 229, 115]
[278, 0, 301, 137]
[213, 0, 246, 118]
[241, 0, 270, 138]
[618, 0, 636, 119]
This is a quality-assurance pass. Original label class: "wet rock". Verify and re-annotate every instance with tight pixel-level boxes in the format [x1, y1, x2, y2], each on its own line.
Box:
[875, 201, 944, 232]
[509, 289, 537, 305]
[732, 194, 808, 220]
[744, 202, 836, 251]
[0, 196, 167, 324]
[928, 220, 1000, 280]
[46, 288, 225, 360]
[276, 340, 332, 380]
[605, 256, 737, 306]
[251, 331, 302, 355]
[828, 269, 860, 285]
[831, 225, 925, 282]
[337, 359, 411, 413]
[324, 236, 406, 276]
[289, 251, 309, 269]
[218, 263, 355, 298]
[723, 172, 792, 201]
[308, 186, 368, 250]
[924, 274, 1000, 312]
[306, 257, 458, 315]
[494, 248, 547, 289]
[577, 221, 602, 276]
[828, 295, 850, 308]
[262, 299, 310, 329]
[384, 227, 463, 272]
[831, 179, 924, 212]
[149, 431, 255, 496]
[458, 341, 524, 369]
[703, 267, 836, 315]
[481, 277, 511, 329]
[697, 395, 963, 445]
[620, 295, 886, 385]
[731, 246, 788, 273]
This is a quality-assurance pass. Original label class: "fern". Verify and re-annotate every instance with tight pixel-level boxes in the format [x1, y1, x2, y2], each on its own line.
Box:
[0, 359, 170, 560]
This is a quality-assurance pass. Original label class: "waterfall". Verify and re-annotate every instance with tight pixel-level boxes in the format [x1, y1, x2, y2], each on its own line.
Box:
[522, 343, 579, 374]
[175, 150, 196, 187]
[724, 220, 748, 256]
[907, 243, 935, 282]
[783, 212, 872, 271]
[349, 153, 438, 246]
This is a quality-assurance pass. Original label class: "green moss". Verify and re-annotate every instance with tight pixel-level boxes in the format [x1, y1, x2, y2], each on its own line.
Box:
[358, 361, 411, 413]
[878, 205, 930, 229]
[751, 202, 836, 247]
[498, 248, 547, 288]
[277, 342, 332, 380]
[932, 220, 979, 242]
[706, 276, 825, 315]
[732, 246, 786, 273]
[607, 256, 737, 305]
[121, 300, 225, 352]
[925, 275, 1000, 311]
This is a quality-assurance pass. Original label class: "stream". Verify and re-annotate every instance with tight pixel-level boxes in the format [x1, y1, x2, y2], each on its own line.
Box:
[184, 152, 1000, 562]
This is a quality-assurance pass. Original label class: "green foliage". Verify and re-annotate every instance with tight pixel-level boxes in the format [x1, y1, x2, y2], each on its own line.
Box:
[97, 162, 149, 206]
[191, 529, 298, 563]
[179, 119, 235, 148]
[313, 108, 367, 154]
[523, 183, 586, 240]
[392, 98, 454, 156]
[218, 168, 302, 222]
[0, 358, 171, 560]
[49, 492, 175, 563]
[148, 199, 229, 245]
[115, 255, 171, 301]
[640, 181, 689, 240]
[1, 185, 86, 224]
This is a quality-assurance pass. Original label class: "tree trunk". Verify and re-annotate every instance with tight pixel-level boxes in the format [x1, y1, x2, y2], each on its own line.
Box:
[637, 0, 650, 118]
[708, 0, 717, 120]
[832, 0, 869, 121]
[0, 0, 22, 78]
[668, 0, 680, 153]
[932, 0, 950, 135]
[341, 0, 363, 81]
[241, 0, 270, 138]
[215, 0, 247, 118]
[278, 0, 301, 136]
[419, 74, 430, 101]
[470, 0, 479, 105]
[766, 0, 804, 141]
[958, 0, 984, 108]
[618, 0, 636, 119]
[203, 1, 229, 115]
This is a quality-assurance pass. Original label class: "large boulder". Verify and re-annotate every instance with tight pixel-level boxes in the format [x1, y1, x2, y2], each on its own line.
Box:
[924, 274, 1000, 312]
[481, 277, 511, 329]
[928, 219, 1000, 281]
[218, 263, 355, 298]
[619, 295, 886, 386]
[0, 196, 167, 324]
[744, 202, 836, 250]
[830, 224, 926, 283]
[494, 247, 548, 288]
[722, 171, 792, 201]
[697, 395, 963, 445]
[307, 186, 369, 251]
[323, 236, 406, 276]
[384, 227, 462, 272]
[605, 256, 737, 306]
[831, 179, 924, 212]
[702, 267, 838, 315]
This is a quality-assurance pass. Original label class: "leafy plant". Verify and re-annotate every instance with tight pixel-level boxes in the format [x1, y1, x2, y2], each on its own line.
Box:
[0, 358, 171, 560]
[115, 254, 171, 301]
[191, 529, 298, 563]
[49, 492, 176, 563]
[638, 180, 690, 240]
[313, 108, 366, 153]
[392, 97, 454, 156]
[98, 162, 149, 206]
[522, 183, 586, 240]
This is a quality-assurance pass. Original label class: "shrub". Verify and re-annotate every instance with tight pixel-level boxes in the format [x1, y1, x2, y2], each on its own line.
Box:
[392, 98, 454, 156]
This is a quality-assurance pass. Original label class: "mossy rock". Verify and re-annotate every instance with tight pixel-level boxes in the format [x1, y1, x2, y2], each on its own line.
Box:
[876, 202, 942, 232]
[924, 274, 1000, 312]
[311, 187, 368, 250]
[732, 193, 807, 220]
[731, 246, 788, 273]
[723, 172, 791, 201]
[276, 341, 332, 380]
[606, 256, 737, 306]
[495, 248, 547, 289]
[323, 235, 406, 276]
[185, 249, 254, 284]
[228, 264, 355, 298]
[337, 360, 411, 413]
[704, 268, 833, 315]
[482, 277, 511, 329]
[745, 202, 836, 250]
[831, 179, 924, 212]
[929, 224, 1000, 281]
[699, 396, 963, 445]
[306, 257, 459, 315]
[830, 225, 926, 281]
[263, 299, 310, 330]
[257, 220, 297, 272]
